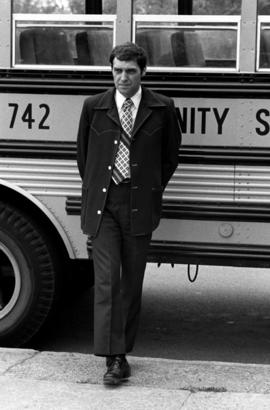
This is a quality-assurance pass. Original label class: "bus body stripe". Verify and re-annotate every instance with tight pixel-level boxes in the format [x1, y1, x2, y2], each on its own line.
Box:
[2, 141, 270, 165]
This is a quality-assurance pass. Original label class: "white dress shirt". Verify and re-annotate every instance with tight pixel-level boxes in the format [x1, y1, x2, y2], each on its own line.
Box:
[115, 87, 142, 124]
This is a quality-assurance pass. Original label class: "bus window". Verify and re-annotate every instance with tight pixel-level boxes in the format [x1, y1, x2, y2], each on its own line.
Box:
[13, 14, 116, 69]
[134, 16, 240, 71]
[258, 1, 270, 70]
[133, 1, 241, 72]
[258, 18, 270, 70]
[12, 0, 116, 69]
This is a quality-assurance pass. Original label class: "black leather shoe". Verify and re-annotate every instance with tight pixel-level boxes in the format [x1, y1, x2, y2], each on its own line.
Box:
[106, 355, 129, 368]
[106, 356, 113, 368]
[103, 355, 131, 386]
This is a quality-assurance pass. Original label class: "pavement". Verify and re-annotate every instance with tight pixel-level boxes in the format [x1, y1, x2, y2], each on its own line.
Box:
[2, 348, 270, 409]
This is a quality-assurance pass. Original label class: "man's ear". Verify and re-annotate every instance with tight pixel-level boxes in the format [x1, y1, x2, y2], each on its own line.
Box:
[141, 67, 147, 77]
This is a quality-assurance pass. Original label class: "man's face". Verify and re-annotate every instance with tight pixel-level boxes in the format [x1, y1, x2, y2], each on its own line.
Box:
[112, 57, 146, 98]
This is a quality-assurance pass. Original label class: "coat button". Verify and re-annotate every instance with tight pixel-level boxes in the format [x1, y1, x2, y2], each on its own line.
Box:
[108, 165, 112, 170]
[102, 188, 106, 192]
[97, 210, 101, 215]
[114, 140, 118, 144]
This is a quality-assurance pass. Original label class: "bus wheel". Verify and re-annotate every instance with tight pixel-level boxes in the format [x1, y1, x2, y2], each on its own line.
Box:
[0, 201, 57, 347]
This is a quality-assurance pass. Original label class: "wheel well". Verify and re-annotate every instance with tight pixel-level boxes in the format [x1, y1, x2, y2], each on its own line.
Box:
[0, 185, 70, 264]
[0, 185, 94, 301]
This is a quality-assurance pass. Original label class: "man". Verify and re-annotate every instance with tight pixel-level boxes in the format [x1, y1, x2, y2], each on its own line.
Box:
[77, 42, 181, 386]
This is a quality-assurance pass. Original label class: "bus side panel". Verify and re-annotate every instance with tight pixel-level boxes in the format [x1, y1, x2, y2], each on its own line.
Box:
[175, 97, 270, 147]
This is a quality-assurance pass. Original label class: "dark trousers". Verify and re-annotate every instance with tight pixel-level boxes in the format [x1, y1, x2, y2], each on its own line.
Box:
[92, 182, 151, 356]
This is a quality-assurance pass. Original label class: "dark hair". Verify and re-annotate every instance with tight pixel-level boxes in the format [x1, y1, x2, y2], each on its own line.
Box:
[109, 42, 147, 73]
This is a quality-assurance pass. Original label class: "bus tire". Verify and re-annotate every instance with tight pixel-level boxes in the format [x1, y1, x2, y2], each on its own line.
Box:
[0, 201, 57, 347]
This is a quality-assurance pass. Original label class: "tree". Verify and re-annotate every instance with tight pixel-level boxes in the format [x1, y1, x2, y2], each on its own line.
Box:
[13, 0, 242, 15]
[13, 0, 83, 13]
[134, 0, 177, 14]
[194, 0, 241, 15]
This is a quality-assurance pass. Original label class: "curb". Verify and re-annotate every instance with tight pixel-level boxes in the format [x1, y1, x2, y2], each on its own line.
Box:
[2, 348, 270, 409]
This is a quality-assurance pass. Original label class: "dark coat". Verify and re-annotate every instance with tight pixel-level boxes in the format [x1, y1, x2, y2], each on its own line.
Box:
[77, 86, 181, 238]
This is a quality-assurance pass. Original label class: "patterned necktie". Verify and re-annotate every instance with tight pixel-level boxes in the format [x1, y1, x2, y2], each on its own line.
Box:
[112, 98, 134, 184]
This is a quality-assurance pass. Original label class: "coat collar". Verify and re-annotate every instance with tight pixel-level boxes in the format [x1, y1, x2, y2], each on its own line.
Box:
[93, 87, 166, 137]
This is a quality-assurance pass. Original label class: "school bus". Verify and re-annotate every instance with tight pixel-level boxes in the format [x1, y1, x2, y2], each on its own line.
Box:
[0, 0, 270, 346]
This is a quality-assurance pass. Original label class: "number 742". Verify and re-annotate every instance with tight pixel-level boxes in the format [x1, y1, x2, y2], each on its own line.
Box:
[8, 103, 50, 129]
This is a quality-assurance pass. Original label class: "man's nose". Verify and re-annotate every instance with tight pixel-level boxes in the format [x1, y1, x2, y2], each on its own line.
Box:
[120, 71, 128, 81]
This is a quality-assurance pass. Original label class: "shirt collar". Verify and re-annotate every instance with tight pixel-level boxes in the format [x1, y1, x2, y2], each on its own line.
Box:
[115, 86, 142, 111]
